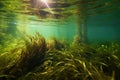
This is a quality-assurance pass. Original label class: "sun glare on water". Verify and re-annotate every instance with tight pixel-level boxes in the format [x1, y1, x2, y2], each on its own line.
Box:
[41, 0, 53, 13]
[41, 0, 47, 3]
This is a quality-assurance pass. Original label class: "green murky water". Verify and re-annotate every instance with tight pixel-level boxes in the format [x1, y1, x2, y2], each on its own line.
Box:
[0, 0, 120, 80]
[0, 0, 119, 43]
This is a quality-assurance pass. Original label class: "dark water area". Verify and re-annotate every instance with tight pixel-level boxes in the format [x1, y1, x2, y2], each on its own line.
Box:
[87, 7, 120, 43]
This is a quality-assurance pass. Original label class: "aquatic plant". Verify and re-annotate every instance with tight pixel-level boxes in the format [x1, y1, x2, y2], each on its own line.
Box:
[92, 42, 120, 80]
[47, 37, 65, 51]
[0, 47, 110, 80]
[0, 33, 120, 80]
[0, 39, 24, 69]
[21, 43, 116, 80]
[0, 32, 47, 79]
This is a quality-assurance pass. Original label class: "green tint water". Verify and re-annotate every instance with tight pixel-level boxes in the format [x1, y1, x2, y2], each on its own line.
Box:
[87, 7, 120, 43]
[0, 0, 120, 45]
[28, 16, 76, 42]
[0, 0, 120, 80]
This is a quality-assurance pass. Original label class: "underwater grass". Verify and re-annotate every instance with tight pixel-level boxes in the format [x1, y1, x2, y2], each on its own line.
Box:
[91, 42, 120, 80]
[0, 33, 120, 80]
[0, 32, 47, 79]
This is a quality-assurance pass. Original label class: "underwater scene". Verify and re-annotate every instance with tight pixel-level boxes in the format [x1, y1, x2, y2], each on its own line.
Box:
[0, 0, 120, 80]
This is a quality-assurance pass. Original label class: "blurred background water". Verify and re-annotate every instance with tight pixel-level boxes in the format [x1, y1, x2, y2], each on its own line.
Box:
[0, 0, 120, 45]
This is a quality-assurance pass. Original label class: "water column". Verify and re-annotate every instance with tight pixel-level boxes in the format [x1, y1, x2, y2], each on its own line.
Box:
[75, 1, 87, 43]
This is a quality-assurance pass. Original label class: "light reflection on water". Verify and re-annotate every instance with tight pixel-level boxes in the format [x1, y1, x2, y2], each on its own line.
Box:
[0, 0, 120, 43]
